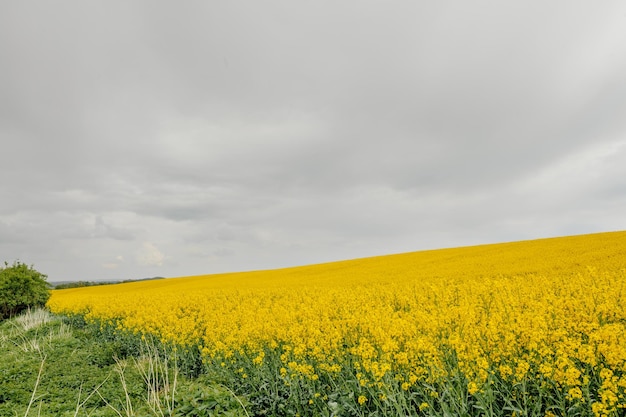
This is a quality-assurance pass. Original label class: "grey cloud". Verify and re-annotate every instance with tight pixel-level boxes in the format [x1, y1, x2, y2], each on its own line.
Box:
[93, 216, 135, 241]
[1, 1, 626, 281]
[0, 220, 29, 245]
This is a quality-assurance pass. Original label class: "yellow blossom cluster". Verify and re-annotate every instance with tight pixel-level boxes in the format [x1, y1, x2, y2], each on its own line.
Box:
[48, 231, 626, 414]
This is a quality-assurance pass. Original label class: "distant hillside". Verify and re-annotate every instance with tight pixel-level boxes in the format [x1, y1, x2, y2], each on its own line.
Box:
[51, 276, 164, 289]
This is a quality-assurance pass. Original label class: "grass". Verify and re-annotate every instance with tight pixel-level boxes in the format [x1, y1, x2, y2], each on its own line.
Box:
[0, 308, 248, 417]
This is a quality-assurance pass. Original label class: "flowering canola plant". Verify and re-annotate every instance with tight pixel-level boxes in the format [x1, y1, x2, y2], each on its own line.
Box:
[49, 231, 626, 416]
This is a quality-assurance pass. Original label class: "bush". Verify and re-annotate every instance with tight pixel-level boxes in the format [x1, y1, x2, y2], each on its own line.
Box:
[0, 261, 51, 320]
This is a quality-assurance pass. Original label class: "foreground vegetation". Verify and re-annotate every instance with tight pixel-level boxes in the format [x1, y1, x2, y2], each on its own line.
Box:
[0, 309, 248, 417]
[45, 231, 626, 416]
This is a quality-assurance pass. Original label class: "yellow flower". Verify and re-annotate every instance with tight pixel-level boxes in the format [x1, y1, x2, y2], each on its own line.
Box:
[468, 381, 479, 395]
[46, 231, 626, 416]
[358, 395, 368, 405]
[568, 387, 583, 400]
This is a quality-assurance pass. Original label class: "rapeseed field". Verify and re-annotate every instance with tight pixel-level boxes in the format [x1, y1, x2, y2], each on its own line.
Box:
[48, 231, 626, 416]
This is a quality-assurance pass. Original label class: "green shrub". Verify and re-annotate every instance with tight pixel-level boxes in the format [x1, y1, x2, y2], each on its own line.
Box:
[0, 261, 50, 320]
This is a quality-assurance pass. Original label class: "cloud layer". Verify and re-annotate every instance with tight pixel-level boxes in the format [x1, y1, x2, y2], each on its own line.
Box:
[1, 1, 626, 281]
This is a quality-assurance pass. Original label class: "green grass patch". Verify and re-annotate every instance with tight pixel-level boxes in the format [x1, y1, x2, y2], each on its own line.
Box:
[0, 309, 248, 417]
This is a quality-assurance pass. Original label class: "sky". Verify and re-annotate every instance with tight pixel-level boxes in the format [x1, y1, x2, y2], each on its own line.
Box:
[1, 1, 626, 282]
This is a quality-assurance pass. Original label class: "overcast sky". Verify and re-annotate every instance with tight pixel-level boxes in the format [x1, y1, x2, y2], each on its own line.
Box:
[1, 1, 626, 282]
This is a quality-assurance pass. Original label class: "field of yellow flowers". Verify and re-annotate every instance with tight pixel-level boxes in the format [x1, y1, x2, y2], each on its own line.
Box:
[48, 231, 626, 416]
